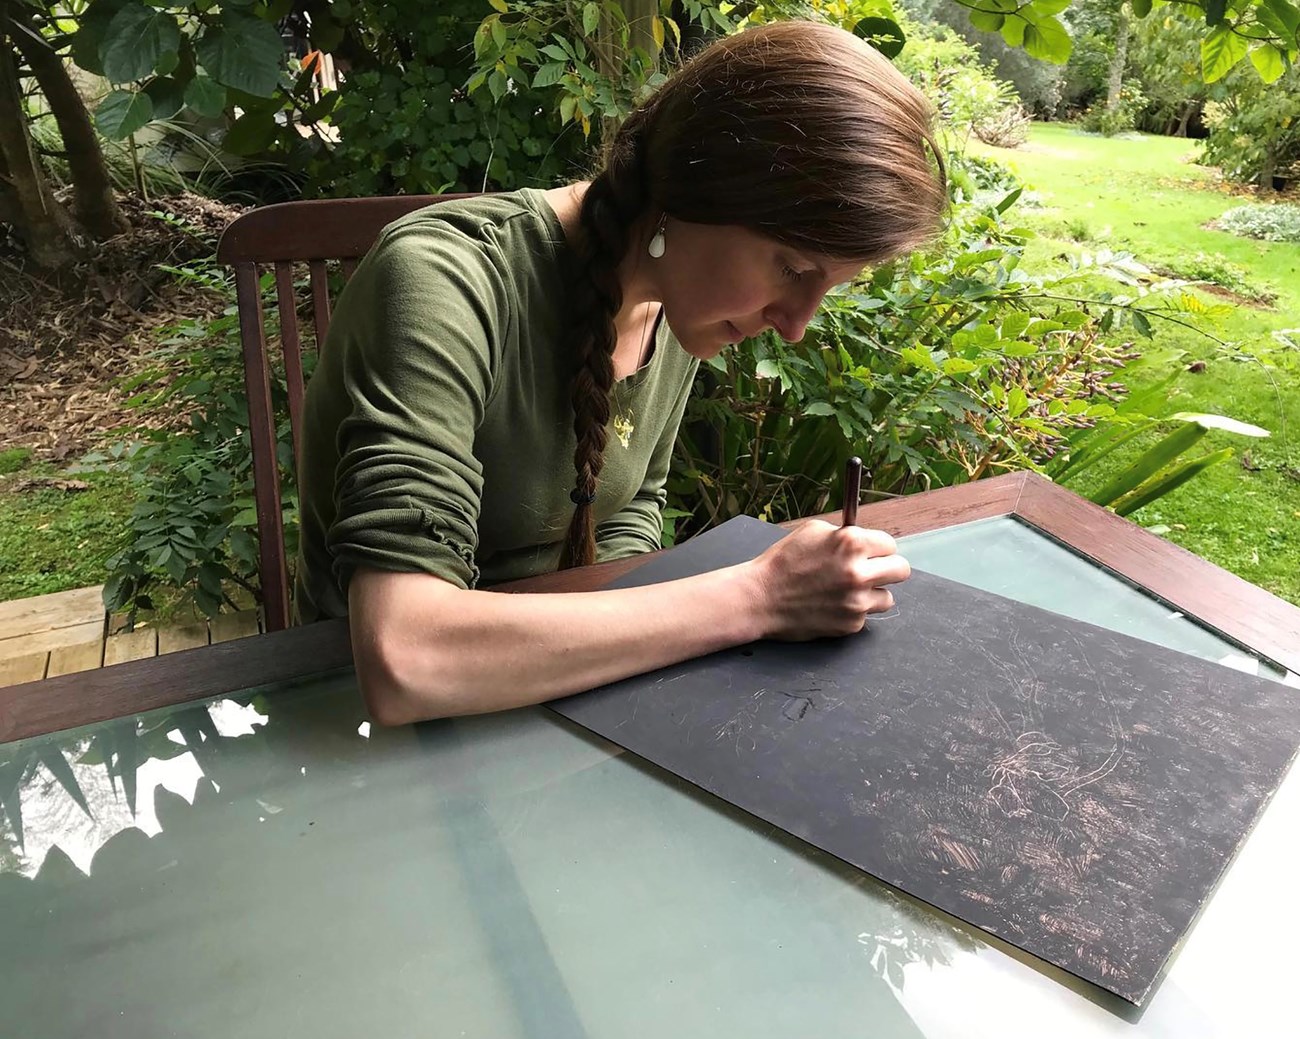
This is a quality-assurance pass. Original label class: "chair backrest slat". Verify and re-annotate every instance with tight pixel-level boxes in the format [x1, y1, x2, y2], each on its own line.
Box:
[216, 194, 477, 631]
[273, 262, 306, 469]
[308, 260, 332, 350]
[232, 261, 291, 633]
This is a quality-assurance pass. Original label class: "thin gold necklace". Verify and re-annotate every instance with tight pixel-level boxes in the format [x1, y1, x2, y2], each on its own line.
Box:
[610, 303, 656, 449]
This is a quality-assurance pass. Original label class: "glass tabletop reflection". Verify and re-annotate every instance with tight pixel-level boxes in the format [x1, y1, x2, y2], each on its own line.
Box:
[1, 516, 1296, 1038]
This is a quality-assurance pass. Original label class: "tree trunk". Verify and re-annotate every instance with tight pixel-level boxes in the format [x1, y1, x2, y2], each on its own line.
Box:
[1105, 7, 1129, 113]
[0, 35, 80, 268]
[9, 9, 127, 238]
[1175, 102, 1193, 138]
[1258, 141, 1277, 195]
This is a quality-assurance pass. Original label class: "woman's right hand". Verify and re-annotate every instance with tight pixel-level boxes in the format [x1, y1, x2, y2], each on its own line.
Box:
[746, 520, 910, 641]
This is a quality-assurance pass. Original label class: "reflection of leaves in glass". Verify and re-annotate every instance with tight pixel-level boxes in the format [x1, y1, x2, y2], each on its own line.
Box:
[0, 743, 97, 851]
[858, 885, 982, 993]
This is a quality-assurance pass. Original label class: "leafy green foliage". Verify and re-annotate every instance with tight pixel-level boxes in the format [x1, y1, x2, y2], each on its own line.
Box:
[1078, 81, 1148, 135]
[464, 0, 732, 139]
[93, 252, 301, 621]
[1215, 203, 1300, 241]
[953, 0, 1300, 81]
[891, 17, 1029, 148]
[310, 0, 585, 197]
[1199, 56, 1300, 187]
[1047, 377, 1270, 515]
[667, 164, 1154, 530]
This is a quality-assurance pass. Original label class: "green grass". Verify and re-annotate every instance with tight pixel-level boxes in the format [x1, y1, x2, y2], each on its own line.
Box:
[974, 123, 1300, 605]
[0, 461, 135, 601]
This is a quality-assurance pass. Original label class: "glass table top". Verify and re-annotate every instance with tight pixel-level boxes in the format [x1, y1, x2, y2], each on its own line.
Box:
[2, 516, 1296, 1037]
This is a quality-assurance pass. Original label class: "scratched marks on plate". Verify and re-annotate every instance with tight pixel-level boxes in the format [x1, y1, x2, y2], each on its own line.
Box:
[549, 515, 1300, 1006]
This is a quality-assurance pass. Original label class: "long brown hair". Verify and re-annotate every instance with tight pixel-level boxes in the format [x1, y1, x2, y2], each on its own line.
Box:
[560, 19, 947, 569]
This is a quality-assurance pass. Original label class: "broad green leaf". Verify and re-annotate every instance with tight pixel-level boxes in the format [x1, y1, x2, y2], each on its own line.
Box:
[754, 360, 781, 380]
[299, 91, 338, 124]
[1000, 312, 1031, 338]
[1131, 309, 1154, 337]
[1007, 386, 1029, 417]
[100, 4, 180, 84]
[942, 357, 978, 375]
[1030, 0, 1071, 15]
[223, 110, 278, 155]
[70, 0, 130, 76]
[899, 345, 938, 371]
[144, 77, 185, 121]
[1002, 340, 1039, 357]
[583, 2, 600, 36]
[95, 88, 154, 139]
[803, 402, 837, 417]
[1114, 448, 1234, 516]
[195, 14, 285, 98]
[652, 15, 666, 50]
[1263, 0, 1300, 33]
[1000, 16, 1027, 47]
[1249, 44, 1287, 82]
[1167, 412, 1271, 436]
[1022, 15, 1071, 63]
[1201, 25, 1249, 81]
[183, 74, 226, 118]
[533, 62, 566, 88]
[969, 10, 1005, 31]
[1089, 422, 1206, 507]
[851, 17, 906, 59]
[489, 0, 509, 11]
[1130, 0, 1153, 15]
[1205, 0, 1228, 26]
[491, 14, 507, 49]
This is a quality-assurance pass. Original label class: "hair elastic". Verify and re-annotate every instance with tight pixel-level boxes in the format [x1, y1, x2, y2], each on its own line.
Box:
[570, 489, 597, 506]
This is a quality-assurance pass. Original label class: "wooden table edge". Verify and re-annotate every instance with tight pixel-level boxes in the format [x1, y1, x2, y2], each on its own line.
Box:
[4, 471, 1296, 743]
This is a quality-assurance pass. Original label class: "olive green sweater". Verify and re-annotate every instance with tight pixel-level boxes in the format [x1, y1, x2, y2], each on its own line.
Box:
[294, 189, 699, 623]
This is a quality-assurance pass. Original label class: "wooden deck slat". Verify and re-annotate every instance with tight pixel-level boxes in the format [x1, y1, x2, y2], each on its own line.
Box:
[0, 585, 104, 641]
[209, 611, 262, 644]
[0, 652, 48, 688]
[159, 623, 210, 655]
[0, 619, 106, 662]
[103, 627, 159, 667]
[47, 640, 105, 678]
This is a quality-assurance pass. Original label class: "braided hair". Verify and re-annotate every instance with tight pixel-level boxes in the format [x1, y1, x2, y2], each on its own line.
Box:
[558, 20, 948, 569]
[558, 121, 653, 568]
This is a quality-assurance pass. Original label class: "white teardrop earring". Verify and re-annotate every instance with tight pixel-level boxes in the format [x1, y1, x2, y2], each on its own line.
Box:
[647, 214, 666, 258]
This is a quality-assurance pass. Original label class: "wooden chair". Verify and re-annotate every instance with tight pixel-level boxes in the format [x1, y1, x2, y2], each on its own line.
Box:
[215, 194, 475, 632]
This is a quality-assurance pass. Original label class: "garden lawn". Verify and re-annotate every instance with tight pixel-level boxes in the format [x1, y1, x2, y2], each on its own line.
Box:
[0, 457, 134, 601]
[974, 123, 1300, 607]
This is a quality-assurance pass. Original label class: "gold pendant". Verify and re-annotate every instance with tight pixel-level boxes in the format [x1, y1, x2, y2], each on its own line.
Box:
[613, 412, 635, 449]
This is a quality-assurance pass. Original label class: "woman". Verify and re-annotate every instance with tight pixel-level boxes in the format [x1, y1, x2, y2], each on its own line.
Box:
[296, 20, 947, 724]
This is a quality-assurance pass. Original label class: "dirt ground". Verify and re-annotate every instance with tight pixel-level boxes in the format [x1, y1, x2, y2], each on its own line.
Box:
[0, 191, 245, 463]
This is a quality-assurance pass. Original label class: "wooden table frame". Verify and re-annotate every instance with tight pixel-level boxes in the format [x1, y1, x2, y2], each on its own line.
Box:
[4, 471, 1297, 744]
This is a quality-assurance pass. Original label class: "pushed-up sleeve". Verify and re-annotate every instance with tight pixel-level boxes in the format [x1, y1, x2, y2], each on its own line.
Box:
[324, 222, 508, 592]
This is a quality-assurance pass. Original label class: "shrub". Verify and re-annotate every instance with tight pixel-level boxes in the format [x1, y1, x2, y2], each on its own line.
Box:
[1215, 204, 1300, 243]
[308, 0, 589, 197]
[1078, 83, 1148, 137]
[667, 179, 1144, 530]
[91, 258, 299, 621]
[891, 19, 1028, 151]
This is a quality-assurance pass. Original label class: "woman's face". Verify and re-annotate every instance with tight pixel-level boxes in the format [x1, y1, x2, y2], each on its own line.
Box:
[652, 220, 866, 358]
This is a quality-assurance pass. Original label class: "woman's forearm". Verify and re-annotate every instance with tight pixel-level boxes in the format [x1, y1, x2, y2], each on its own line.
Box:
[348, 563, 769, 724]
